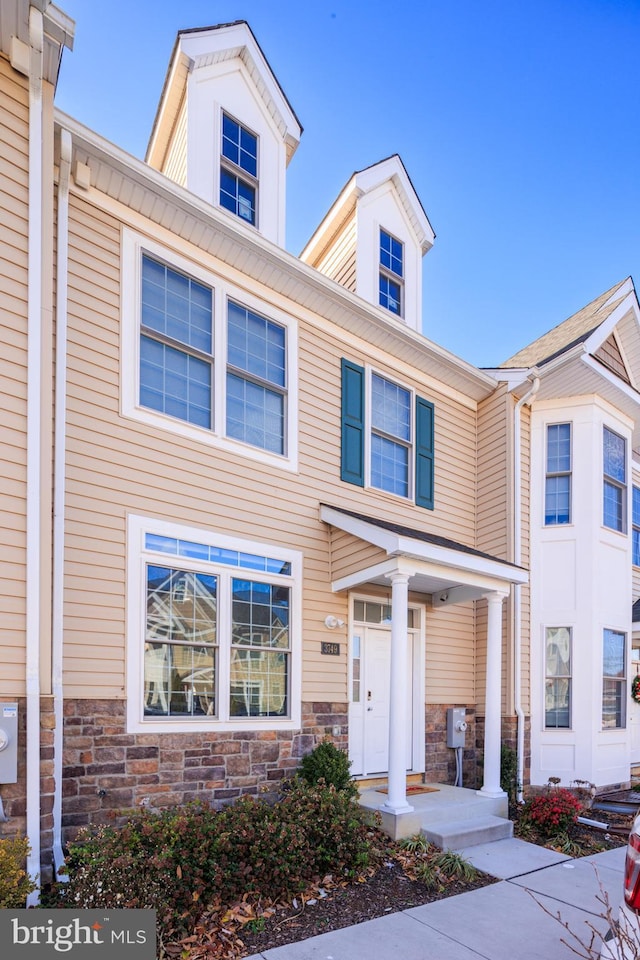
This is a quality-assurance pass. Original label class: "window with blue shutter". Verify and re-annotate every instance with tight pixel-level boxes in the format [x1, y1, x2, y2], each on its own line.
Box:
[340, 360, 434, 509]
[415, 396, 434, 509]
[341, 359, 365, 486]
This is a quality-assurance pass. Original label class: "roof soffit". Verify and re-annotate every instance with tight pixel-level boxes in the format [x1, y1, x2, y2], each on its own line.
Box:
[58, 111, 496, 404]
[301, 155, 435, 267]
[147, 21, 301, 168]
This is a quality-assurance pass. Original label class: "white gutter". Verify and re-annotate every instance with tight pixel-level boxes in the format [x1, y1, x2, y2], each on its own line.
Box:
[26, 3, 44, 904]
[51, 127, 72, 879]
[513, 374, 539, 803]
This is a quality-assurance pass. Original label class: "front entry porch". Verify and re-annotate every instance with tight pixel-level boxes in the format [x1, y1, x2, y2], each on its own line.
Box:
[358, 780, 512, 845]
[321, 504, 529, 833]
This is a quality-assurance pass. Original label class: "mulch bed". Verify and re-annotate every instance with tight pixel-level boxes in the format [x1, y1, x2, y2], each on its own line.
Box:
[239, 859, 494, 956]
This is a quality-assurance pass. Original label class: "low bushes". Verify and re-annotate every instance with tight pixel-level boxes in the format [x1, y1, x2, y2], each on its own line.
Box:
[519, 787, 583, 838]
[57, 778, 377, 930]
[0, 836, 37, 907]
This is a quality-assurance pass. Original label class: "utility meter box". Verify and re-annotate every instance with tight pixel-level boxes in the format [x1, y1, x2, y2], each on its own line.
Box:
[0, 702, 18, 784]
[446, 707, 467, 749]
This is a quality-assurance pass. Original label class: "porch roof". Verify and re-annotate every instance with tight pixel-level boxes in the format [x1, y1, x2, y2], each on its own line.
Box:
[320, 504, 527, 605]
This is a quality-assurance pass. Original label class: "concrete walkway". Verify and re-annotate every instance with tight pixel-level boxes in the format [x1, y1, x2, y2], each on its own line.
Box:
[245, 840, 626, 960]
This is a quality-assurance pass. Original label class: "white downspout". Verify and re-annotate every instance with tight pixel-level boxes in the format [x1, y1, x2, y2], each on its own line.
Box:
[52, 128, 72, 878]
[513, 375, 539, 803]
[26, 4, 44, 903]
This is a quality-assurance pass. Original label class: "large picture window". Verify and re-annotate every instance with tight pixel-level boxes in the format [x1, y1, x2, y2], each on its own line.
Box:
[128, 517, 301, 732]
[544, 627, 571, 728]
[602, 628, 626, 729]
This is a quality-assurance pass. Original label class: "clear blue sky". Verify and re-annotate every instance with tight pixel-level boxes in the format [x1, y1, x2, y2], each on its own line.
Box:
[55, 0, 640, 368]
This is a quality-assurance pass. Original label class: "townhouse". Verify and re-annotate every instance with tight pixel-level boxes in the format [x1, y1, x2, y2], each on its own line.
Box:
[1, 1, 639, 888]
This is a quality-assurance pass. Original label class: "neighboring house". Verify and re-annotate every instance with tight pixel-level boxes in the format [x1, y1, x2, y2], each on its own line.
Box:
[0, 1, 638, 890]
[492, 278, 640, 789]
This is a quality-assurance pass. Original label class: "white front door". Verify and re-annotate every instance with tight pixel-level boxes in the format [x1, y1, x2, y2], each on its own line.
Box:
[349, 623, 415, 777]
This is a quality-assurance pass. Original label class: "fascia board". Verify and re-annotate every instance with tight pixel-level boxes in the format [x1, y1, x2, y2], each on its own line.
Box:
[320, 505, 400, 553]
[320, 505, 527, 585]
[299, 176, 360, 264]
[393, 536, 528, 584]
[583, 292, 638, 356]
[181, 24, 301, 144]
[56, 111, 496, 400]
[355, 158, 434, 250]
[581, 353, 640, 411]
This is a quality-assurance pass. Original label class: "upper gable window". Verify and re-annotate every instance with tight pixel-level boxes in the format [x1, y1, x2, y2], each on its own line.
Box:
[220, 113, 258, 226]
[379, 229, 403, 316]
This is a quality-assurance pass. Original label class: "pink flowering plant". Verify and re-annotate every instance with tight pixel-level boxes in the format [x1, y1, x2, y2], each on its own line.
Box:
[521, 788, 583, 838]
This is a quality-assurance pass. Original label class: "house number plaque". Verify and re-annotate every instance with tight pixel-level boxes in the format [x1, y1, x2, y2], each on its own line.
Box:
[321, 641, 340, 656]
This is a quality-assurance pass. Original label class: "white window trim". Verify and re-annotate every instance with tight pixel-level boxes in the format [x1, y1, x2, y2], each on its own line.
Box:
[543, 626, 572, 731]
[126, 514, 302, 733]
[602, 424, 627, 534]
[219, 108, 260, 230]
[364, 365, 414, 501]
[378, 227, 404, 319]
[544, 422, 572, 527]
[601, 625, 627, 731]
[121, 229, 298, 471]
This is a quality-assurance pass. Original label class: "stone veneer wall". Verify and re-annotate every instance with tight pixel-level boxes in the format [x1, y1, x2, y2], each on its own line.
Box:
[57, 700, 347, 855]
[425, 704, 479, 788]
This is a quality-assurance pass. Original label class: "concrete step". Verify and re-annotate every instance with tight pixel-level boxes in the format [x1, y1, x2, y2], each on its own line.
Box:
[421, 814, 514, 850]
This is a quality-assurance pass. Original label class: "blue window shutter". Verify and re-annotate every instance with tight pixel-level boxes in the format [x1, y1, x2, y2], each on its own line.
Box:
[415, 396, 434, 509]
[341, 359, 365, 486]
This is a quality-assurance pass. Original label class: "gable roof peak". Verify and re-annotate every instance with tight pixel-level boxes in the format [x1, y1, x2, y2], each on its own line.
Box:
[500, 277, 634, 369]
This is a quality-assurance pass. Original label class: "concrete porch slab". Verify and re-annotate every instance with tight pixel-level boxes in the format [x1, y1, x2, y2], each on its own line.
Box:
[359, 781, 510, 843]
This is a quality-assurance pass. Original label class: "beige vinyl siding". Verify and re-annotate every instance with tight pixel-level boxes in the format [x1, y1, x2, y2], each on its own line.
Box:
[0, 56, 29, 696]
[426, 601, 475, 702]
[477, 385, 510, 561]
[63, 192, 480, 707]
[162, 94, 187, 188]
[329, 530, 386, 583]
[312, 217, 356, 293]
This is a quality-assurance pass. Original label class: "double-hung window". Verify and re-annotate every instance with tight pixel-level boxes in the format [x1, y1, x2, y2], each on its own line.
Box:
[602, 628, 626, 729]
[140, 255, 213, 428]
[340, 360, 434, 509]
[633, 487, 640, 566]
[603, 426, 626, 532]
[124, 233, 296, 468]
[227, 301, 286, 455]
[220, 113, 258, 226]
[379, 229, 403, 316]
[545, 423, 571, 524]
[544, 627, 571, 729]
[128, 516, 301, 732]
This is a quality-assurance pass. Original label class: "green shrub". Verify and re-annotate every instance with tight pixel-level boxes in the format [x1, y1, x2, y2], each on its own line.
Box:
[520, 788, 583, 838]
[500, 744, 518, 804]
[0, 836, 37, 907]
[58, 782, 376, 928]
[299, 738, 357, 798]
[59, 802, 222, 924]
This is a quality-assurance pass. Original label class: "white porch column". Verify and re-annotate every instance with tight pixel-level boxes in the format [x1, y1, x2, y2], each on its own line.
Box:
[382, 571, 413, 814]
[478, 591, 508, 798]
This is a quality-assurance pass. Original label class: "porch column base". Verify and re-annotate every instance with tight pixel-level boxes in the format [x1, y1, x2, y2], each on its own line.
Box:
[381, 798, 414, 816]
[378, 808, 422, 841]
[476, 787, 507, 800]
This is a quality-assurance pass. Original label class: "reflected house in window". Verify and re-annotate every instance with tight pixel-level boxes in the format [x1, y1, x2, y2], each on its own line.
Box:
[144, 566, 218, 718]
